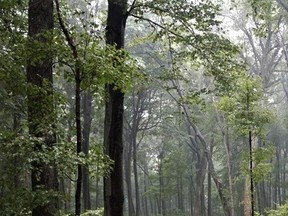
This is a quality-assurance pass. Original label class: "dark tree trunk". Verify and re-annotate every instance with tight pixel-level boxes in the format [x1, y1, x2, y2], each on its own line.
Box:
[82, 93, 93, 211]
[75, 67, 82, 216]
[27, 0, 58, 215]
[247, 88, 254, 216]
[249, 131, 254, 216]
[104, 1, 127, 215]
[55, 0, 83, 214]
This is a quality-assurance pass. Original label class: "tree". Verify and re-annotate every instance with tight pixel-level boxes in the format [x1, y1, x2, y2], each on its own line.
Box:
[26, 0, 58, 215]
[104, 0, 128, 215]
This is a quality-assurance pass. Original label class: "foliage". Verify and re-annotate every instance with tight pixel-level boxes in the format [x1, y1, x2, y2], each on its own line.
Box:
[218, 76, 273, 136]
[166, 208, 186, 216]
[265, 201, 288, 216]
[80, 208, 104, 216]
[132, 0, 244, 94]
[1, 0, 287, 215]
[241, 146, 275, 183]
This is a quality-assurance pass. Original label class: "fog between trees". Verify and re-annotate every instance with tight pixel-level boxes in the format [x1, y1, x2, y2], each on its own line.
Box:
[1, 0, 288, 216]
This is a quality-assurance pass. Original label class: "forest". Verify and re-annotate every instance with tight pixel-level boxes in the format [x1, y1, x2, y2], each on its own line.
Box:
[2, 0, 288, 216]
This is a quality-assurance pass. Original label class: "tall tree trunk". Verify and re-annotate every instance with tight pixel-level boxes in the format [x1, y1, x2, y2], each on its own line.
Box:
[55, 1, 82, 214]
[276, 148, 281, 205]
[75, 59, 82, 216]
[133, 135, 141, 216]
[177, 174, 184, 212]
[193, 151, 207, 216]
[82, 93, 92, 211]
[143, 160, 149, 216]
[249, 130, 255, 216]
[124, 138, 135, 216]
[188, 174, 194, 216]
[207, 145, 212, 216]
[205, 149, 232, 216]
[27, 0, 58, 215]
[283, 147, 287, 201]
[159, 152, 166, 216]
[104, 1, 127, 215]
[244, 177, 252, 216]
[224, 127, 235, 216]
[201, 184, 206, 216]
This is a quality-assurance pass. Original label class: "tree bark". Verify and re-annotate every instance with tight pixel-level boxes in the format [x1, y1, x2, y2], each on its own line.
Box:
[75, 59, 82, 216]
[104, 1, 127, 215]
[27, 0, 58, 215]
[82, 92, 92, 211]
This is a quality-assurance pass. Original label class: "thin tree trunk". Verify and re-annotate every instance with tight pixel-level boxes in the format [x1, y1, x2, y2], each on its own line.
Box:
[224, 127, 235, 216]
[95, 178, 100, 209]
[207, 145, 212, 216]
[82, 93, 92, 211]
[124, 138, 135, 216]
[201, 184, 206, 216]
[283, 147, 287, 201]
[143, 161, 149, 216]
[133, 136, 141, 216]
[189, 174, 194, 216]
[55, 1, 82, 214]
[249, 130, 255, 216]
[75, 60, 82, 216]
[276, 148, 281, 205]
[158, 151, 166, 216]
[177, 175, 184, 212]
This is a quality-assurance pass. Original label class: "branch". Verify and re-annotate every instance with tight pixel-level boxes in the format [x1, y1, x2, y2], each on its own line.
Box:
[55, 0, 78, 61]
[130, 14, 218, 73]
[130, 14, 176, 35]
[276, 0, 288, 12]
[126, 0, 138, 16]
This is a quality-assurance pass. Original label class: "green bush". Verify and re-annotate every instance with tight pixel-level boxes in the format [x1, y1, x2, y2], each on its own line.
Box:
[80, 208, 104, 216]
[266, 201, 288, 216]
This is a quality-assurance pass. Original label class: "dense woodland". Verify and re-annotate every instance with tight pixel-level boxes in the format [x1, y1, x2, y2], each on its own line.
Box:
[2, 0, 288, 216]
